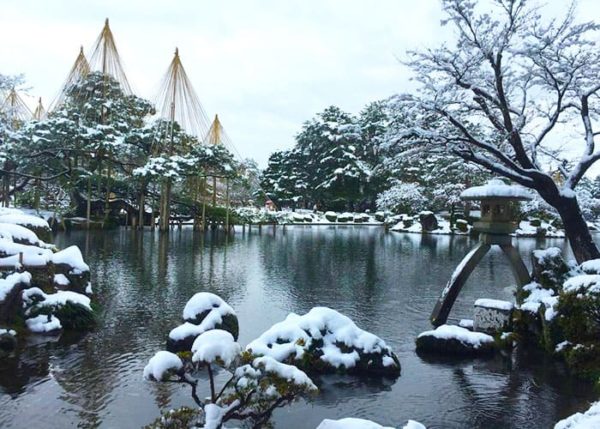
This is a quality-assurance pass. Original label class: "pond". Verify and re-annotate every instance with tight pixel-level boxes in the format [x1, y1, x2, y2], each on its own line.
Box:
[0, 226, 597, 428]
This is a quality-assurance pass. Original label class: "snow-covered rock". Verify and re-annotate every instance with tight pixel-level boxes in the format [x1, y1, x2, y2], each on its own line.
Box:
[474, 299, 514, 334]
[143, 351, 183, 381]
[246, 307, 400, 376]
[416, 325, 495, 356]
[167, 292, 239, 352]
[554, 401, 600, 429]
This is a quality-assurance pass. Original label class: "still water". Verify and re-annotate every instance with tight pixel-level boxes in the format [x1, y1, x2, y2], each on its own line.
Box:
[0, 227, 596, 428]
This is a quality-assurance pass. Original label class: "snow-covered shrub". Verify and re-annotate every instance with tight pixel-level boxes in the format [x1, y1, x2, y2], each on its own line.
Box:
[145, 294, 318, 429]
[416, 325, 495, 356]
[520, 194, 558, 222]
[246, 307, 401, 376]
[376, 182, 427, 215]
[576, 188, 600, 221]
[167, 292, 239, 352]
[22, 287, 96, 330]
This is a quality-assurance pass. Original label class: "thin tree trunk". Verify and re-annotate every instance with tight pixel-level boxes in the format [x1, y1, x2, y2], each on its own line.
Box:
[138, 188, 145, 230]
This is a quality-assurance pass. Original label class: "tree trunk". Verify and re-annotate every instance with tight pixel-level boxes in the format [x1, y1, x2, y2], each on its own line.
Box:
[555, 195, 600, 264]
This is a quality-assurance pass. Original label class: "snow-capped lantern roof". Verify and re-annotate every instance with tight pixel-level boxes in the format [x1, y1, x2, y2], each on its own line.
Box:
[460, 179, 533, 202]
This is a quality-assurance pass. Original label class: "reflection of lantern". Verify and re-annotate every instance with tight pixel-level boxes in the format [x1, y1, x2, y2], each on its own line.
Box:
[430, 179, 533, 327]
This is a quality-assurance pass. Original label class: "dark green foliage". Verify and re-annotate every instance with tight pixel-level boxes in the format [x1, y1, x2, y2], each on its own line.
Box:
[29, 302, 96, 330]
[531, 249, 571, 293]
[143, 407, 203, 429]
[557, 292, 600, 344]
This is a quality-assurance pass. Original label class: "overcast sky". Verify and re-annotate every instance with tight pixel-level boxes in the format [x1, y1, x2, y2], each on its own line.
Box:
[2, 0, 599, 168]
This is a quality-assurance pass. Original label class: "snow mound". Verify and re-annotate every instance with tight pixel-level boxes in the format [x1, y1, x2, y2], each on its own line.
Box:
[52, 246, 90, 274]
[26, 314, 61, 333]
[191, 329, 241, 367]
[182, 292, 235, 324]
[246, 307, 400, 375]
[168, 292, 239, 352]
[563, 275, 600, 294]
[580, 259, 600, 275]
[54, 274, 70, 286]
[0, 223, 40, 245]
[418, 325, 494, 348]
[554, 401, 600, 429]
[317, 418, 425, 429]
[0, 213, 50, 229]
[143, 351, 183, 381]
[416, 325, 495, 355]
[461, 179, 532, 200]
[0, 271, 31, 301]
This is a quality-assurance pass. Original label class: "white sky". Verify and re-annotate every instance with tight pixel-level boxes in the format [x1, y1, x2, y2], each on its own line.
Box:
[1, 0, 599, 168]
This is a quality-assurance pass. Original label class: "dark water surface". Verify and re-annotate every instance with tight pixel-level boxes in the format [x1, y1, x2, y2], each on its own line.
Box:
[0, 227, 597, 428]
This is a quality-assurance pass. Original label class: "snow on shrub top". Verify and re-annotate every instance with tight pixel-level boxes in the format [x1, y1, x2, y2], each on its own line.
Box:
[580, 259, 600, 275]
[52, 246, 90, 273]
[519, 282, 558, 320]
[0, 214, 50, 229]
[22, 287, 91, 311]
[417, 325, 494, 348]
[0, 239, 53, 260]
[532, 247, 564, 263]
[0, 271, 31, 301]
[143, 351, 183, 381]
[234, 355, 317, 393]
[191, 329, 241, 366]
[563, 275, 600, 294]
[182, 292, 235, 323]
[253, 356, 316, 390]
[246, 307, 396, 370]
[461, 179, 532, 200]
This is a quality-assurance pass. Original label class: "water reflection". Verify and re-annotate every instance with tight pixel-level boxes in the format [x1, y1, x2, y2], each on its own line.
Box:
[0, 227, 595, 428]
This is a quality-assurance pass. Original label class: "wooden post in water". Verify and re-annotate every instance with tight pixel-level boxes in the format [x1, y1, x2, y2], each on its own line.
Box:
[86, 175, 92, 230]
[225, 178, 230, 234]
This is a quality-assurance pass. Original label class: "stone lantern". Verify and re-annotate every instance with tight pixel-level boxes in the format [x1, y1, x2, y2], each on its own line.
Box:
[430, 179, 533, 326]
